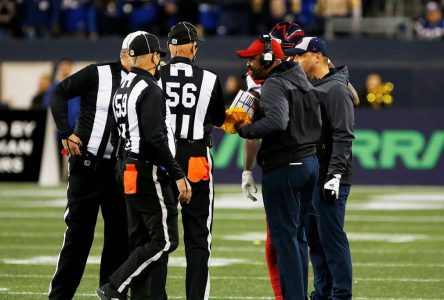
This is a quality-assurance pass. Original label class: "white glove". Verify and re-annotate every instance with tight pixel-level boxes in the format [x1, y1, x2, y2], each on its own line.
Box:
[323, 174, 341, 202]
[242, 170, 258, 202]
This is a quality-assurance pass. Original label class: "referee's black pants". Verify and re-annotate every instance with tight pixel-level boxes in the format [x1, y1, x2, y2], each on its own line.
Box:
[109, 158, 179, 300]
[49, 156, 129, 300]
[175, 141, 214, 300]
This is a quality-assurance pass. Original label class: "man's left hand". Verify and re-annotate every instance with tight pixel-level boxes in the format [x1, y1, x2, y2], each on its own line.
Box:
[323, 174, 341, 202]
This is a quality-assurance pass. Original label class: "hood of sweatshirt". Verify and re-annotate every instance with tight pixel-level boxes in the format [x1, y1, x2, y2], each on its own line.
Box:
[311, 66, 350, 91]
[270, 61, 314, 92]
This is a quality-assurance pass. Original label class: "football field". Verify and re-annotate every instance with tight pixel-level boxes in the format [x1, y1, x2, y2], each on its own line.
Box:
[0, 183, 443, 299]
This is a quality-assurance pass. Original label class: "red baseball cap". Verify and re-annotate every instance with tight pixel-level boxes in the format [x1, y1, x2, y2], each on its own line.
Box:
[236, 38, 285, 59]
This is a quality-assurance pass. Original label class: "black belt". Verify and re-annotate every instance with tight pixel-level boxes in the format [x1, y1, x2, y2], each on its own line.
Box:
[122, 150, 149, 162]
[177, 138, 212, 148]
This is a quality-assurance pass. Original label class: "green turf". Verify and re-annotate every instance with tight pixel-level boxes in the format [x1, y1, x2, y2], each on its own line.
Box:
[0, 183, 444, 299]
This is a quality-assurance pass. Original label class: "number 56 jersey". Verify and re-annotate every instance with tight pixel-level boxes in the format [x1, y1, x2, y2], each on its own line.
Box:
[159, 57, 226, 141]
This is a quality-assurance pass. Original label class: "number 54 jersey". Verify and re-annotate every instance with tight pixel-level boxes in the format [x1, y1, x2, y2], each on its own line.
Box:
[159, 57, 226, 141]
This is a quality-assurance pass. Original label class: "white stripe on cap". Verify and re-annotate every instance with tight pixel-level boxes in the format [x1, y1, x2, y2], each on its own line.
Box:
[295, 36, 315, 51]
[183, 22, 192, 43]
[143, 34, 151, 53]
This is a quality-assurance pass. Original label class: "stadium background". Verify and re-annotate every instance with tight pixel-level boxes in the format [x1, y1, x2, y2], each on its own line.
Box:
[0, 0, 444, 299]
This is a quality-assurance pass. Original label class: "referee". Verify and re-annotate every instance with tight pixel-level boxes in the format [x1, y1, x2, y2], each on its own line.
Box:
[97, 32, 191, 300]
[49, 31, 146, 299]
[159, 22, 226, 299]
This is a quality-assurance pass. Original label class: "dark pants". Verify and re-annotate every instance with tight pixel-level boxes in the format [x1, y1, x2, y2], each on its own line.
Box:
[49, 156, 129, 300]
[262, 155, 318, 300]
[110, 158, 179, 300]
[306, 185, 352, 300]
[175, 141, 214, 300]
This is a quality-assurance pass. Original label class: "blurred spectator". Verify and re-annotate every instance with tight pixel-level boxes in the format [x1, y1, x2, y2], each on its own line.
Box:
[20, 0, 58, 39]
[217, 0, 252, 35]
[293, 0, 317, 27]
[415, 1, 444, 40]
[0, 0, 16, 37]
[359, 73, 394, 109]
[198, 1, 220, 35]
[44, 58, 80, 131]
[31, 74, 51, 110]
[162, 0, 180, 30]
[316, 0, 362, 18]
[95, 0, 126, 35]
[59, 0, 98, 40]
[223, 75, 246, 107]
[264, 0, 300, 29]
[123, 0, 161, 33]
[316, 0, 362, 34]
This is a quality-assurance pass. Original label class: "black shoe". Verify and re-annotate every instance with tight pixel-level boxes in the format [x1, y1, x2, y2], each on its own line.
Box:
[96, 283, 127, 300]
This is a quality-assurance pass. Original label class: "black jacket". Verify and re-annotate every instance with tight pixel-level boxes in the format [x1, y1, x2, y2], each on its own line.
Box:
[51, 61, 125, 159]
[312, 66, 355, 185]
[238, 62, 321, 172]
[113, 67, 185, 180]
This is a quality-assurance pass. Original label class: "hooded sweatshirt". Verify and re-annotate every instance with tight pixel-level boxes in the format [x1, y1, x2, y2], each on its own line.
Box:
[238, 61, 322, 172]
[311, 66, 355, 185]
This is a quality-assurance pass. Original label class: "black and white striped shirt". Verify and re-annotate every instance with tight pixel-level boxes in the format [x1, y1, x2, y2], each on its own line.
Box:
[159, 57, 225, 141]
[51, 61, 127, 159]
[112, 67, 184, 180]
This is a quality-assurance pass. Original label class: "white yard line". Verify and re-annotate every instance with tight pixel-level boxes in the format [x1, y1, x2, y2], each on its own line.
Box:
[0, 212, 62, 218]
[0, 190, 65, 197]
[1, 273, 443, 282]
[0, 293, 441, 300]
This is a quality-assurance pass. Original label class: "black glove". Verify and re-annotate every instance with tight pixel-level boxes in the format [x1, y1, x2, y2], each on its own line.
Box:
[323, 174, 341, 202]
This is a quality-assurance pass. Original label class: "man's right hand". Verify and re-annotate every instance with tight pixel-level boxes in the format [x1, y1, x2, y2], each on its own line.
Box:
[176, 177, 192, 203]
[62, 134, 83, 156]
[242, 170, 257, 202]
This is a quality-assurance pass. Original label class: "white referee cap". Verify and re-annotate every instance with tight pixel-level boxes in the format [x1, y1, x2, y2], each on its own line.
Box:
[122, 31, 148, 50]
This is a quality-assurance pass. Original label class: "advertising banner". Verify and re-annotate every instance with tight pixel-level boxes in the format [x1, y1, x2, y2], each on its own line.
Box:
[0, 110, 47, 181]
[211, 109, 444, 185]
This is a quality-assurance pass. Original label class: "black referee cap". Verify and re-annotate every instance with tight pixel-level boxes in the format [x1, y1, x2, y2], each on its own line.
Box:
[129, 33, 167, 57]
[167, 22, 204, 45]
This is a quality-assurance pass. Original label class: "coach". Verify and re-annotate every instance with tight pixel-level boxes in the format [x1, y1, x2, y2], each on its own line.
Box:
[235, 35, 321, 300]
[285, 37, 355, 300]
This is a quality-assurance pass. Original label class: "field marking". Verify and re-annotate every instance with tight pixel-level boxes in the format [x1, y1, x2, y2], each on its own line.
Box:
[4, 255, 443, 269]
[345, 215, 444, 223]
[349, 194, 444, 210]
[0, 190, 65, 197]
[353, 262, 444, 268]
[4, 230, 435, 243]
[1, 273, 443, 283]
[2, 210, 444, 224]
[2, 256, 251, 267]
[0, 212, 62, 219]
[222, 232, 444, 243]
[0, 199, 66, 208]
[347, 233, 428, 243]
[351, 248, 444, 254]
[4, 244, 441, 255]
[0, 293, 441, 300]
[375, 194, 444, 201]
[0, 232, 71, 238]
